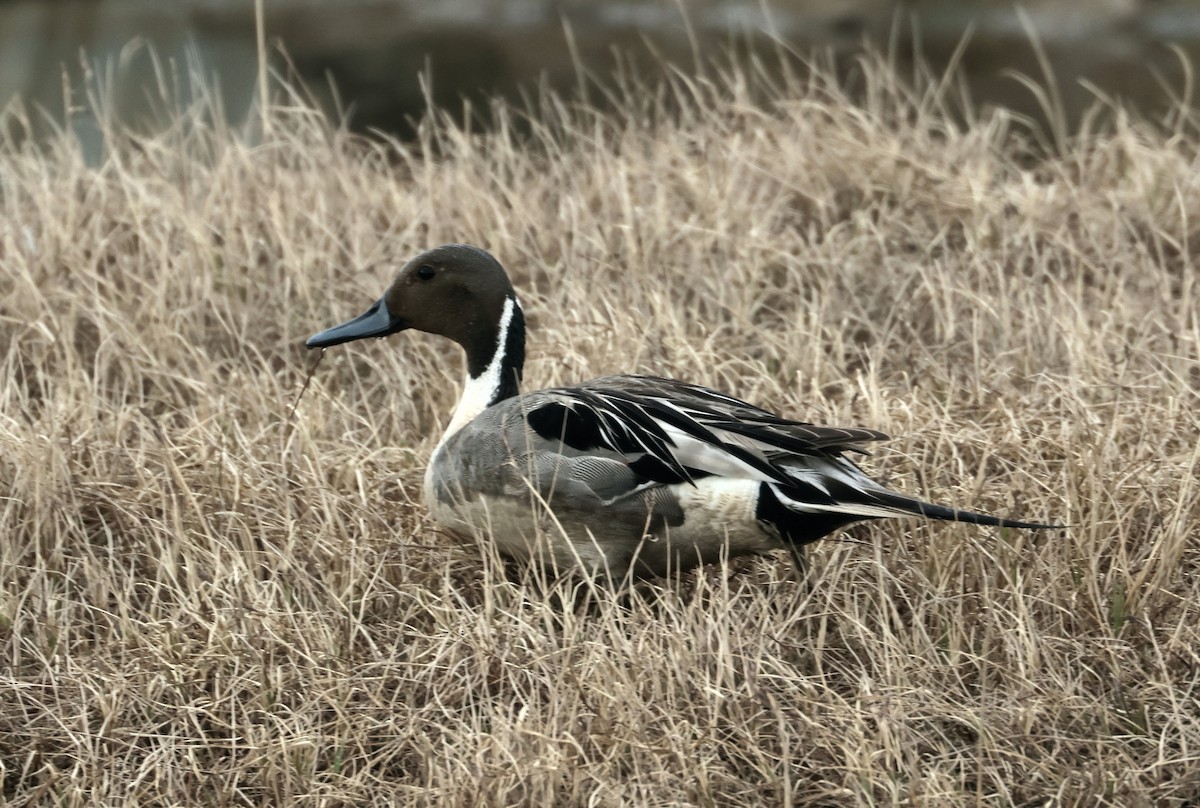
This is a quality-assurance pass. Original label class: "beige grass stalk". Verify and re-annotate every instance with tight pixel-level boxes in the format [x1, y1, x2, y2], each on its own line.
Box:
[1, 52, 1197, 805]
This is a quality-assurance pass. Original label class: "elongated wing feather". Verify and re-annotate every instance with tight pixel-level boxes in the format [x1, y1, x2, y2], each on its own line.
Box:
[523, 374, 887, 487]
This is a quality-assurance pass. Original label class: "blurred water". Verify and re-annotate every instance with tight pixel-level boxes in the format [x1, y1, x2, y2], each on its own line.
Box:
[1, 0, 1198, 158]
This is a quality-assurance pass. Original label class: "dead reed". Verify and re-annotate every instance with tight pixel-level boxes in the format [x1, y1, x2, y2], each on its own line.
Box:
[0, 52, 1197, 805]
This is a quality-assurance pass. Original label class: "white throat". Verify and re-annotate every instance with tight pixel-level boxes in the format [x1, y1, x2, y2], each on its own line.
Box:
[436, 296, 517, 450]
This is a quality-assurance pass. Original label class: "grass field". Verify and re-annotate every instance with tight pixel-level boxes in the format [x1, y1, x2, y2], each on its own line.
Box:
[1, 54, 1198, 805]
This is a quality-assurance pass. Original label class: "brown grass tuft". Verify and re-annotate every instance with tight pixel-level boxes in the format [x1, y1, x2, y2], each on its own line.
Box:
[1, 54, 1197, 805]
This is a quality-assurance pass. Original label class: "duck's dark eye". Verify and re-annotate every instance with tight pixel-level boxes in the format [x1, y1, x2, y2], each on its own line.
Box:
[416, 264, 436, 281]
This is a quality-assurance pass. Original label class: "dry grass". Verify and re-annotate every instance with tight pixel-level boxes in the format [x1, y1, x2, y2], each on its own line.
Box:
[0, 53, 1198, 806]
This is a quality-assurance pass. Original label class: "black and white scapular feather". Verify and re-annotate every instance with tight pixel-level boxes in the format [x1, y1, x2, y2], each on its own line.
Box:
[308, 244, 1062, 580]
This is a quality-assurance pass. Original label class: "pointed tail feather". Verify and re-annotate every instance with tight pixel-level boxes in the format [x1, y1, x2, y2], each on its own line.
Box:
[759, 480, 1064, 550]
[867, 489, 1064, 531]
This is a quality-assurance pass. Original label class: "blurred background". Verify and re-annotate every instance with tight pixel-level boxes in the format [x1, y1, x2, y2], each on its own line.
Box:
[1, 0, 1198, 156]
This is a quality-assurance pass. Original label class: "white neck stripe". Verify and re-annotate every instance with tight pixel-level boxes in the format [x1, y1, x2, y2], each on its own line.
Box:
[437, 296, 516, 449]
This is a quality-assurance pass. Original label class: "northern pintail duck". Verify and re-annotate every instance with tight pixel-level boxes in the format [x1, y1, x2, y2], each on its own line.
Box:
[307, 244, 1059, 580]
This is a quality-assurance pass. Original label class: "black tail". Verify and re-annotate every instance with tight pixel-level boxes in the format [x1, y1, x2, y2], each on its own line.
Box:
[871, 489, 1064, 531]
[756, 481, 1064, 555]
